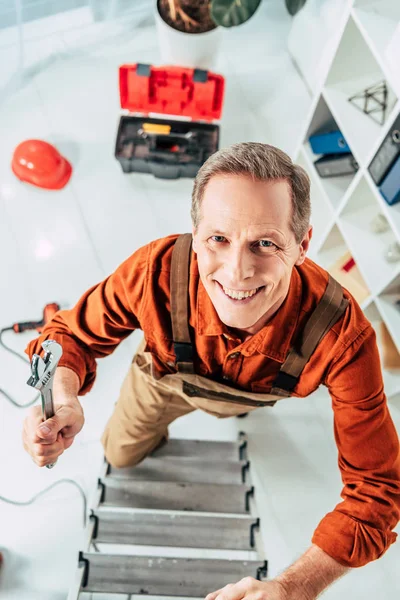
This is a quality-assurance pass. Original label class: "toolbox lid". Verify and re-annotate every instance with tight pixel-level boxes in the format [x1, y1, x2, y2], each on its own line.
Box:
[119, 63, 225, 122]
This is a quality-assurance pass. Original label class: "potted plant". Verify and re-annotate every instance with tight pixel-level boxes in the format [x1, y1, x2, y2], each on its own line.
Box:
[155, 0, 307, 69]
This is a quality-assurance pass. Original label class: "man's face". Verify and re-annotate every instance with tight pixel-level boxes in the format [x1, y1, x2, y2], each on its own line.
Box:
[192, 174, 312, 336]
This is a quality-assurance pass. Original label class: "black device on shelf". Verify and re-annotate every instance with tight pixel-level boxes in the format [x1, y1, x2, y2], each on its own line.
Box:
[313, 153, 359, 178]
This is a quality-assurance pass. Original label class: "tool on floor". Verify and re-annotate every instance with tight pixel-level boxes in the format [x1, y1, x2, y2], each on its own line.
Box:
[68, 433, 268, 598]
[11, 303, 60, 335]
[0, 303, 60, 408]
[26, 340, 63, 469]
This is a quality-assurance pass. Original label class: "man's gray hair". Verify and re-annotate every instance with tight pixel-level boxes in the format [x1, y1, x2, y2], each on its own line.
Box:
[191, 142, 311, 243]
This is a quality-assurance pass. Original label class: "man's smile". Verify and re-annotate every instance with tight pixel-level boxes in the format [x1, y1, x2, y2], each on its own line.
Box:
[215, 281, 265, 303]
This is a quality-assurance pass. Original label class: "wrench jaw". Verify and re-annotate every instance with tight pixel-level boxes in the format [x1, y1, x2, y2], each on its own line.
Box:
[42, 339, 63, 365]
[26, 341, 63, 391]
[26, 354, 47, 390]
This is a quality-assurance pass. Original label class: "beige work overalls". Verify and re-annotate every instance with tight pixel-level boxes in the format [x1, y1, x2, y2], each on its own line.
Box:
[101, 234, 348, 469]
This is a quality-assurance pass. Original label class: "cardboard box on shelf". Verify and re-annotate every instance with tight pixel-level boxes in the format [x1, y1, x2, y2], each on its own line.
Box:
[328, 251, 370, 305]
[380, 321, 400, 370]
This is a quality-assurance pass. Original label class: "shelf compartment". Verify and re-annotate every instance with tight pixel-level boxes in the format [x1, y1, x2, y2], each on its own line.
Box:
[353, 0, 400, 92]
[363, 301, 400, 399]
[323, 14, 398, 166]
[315, 224, 370, 307]
[338, 176, 400, 293]
[315, 224, 348, 269]
[376, 273, 400, 354]
[296, 148, 333, 256]
[303, 144, 356, 212]
[302, 95, 357, 210]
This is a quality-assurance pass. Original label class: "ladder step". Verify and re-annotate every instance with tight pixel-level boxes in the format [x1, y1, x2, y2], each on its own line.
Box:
[79, 552, 268, 596]
[91, 507, 259, 550]
[151, 437, 247, 461]
[100, 478, 254, 514]
[107, 457, 249, 484]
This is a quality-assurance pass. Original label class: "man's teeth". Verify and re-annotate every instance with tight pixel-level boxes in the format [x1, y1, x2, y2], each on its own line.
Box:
[222, 286, 259, 300]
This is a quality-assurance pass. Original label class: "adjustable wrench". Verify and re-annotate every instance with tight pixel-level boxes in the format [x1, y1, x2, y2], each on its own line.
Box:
[27, 340, 63, 469]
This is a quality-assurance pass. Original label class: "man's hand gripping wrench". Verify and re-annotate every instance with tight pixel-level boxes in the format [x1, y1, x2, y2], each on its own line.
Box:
[26, 340, 63, 469]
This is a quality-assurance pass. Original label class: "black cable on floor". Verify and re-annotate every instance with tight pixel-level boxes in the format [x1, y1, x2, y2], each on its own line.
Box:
[0, 479, 87, 526]
[0, 327, 40, 408]
[0, 327, 28, 361]
[0, 386, 39, 408]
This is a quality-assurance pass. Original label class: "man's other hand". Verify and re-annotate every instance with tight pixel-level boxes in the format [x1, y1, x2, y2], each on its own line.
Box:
[205, 577, 291, 600]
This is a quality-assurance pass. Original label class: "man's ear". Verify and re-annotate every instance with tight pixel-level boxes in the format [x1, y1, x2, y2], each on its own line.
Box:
[295, 225, 313, 266]
[191, 226, 197, 253]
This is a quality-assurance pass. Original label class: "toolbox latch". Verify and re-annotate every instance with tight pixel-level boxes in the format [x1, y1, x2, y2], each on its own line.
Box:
[193, 68, 208, 83]
[136, 63, 151, 77]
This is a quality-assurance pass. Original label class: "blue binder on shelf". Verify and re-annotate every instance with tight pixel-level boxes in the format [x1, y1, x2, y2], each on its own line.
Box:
[309, 129, 350, 155]
[379, 155, 400, 206]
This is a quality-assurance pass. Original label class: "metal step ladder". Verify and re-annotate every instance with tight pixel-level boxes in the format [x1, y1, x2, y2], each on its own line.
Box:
[68, 432, 268, 599]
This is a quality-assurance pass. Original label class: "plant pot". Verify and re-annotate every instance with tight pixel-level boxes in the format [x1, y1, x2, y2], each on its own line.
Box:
[155, 1, 223, 70]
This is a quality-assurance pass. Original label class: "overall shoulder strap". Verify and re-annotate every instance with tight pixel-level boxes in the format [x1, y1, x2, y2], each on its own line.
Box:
[270, 274, 349, 397]
[170, 233, 195, 373]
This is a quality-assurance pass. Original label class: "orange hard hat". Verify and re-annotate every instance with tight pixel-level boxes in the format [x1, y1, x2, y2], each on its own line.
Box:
[11, 139, 72, 190]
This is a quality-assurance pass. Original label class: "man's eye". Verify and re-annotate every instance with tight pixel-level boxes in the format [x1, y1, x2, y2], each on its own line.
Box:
[257, 240, 276, 249]
[211, 235, 226, 243]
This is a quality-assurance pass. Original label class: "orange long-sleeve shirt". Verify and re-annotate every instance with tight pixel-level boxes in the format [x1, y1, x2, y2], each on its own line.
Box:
[26, 234, 400, 567]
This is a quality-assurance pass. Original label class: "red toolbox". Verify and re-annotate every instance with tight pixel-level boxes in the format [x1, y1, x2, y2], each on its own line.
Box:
[115, 63, 225, 179]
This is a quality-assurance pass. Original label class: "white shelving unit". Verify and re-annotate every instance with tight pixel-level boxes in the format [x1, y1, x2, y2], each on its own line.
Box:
[293, 0, 400, 402]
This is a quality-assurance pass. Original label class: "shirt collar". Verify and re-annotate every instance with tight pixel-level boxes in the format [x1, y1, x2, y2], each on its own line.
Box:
[195, 264, 302, 363]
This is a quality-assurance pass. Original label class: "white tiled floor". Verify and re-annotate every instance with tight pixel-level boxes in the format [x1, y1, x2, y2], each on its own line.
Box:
[0, 2, 399, 599]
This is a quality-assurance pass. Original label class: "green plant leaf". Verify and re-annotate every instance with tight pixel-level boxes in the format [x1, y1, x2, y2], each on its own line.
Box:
[211, 0, 263, 28]
[285, 0, 307, 16]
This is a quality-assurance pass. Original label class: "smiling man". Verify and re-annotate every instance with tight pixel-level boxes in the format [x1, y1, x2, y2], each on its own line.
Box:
[23, 143, 400, 599]
[192, 170, 308, 339]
